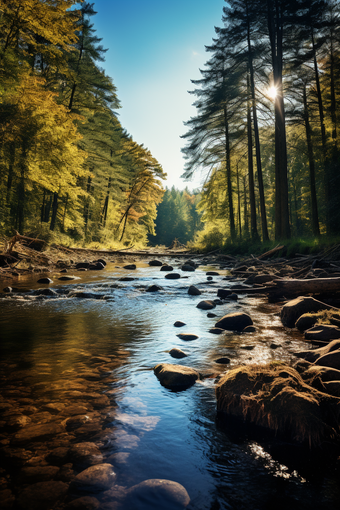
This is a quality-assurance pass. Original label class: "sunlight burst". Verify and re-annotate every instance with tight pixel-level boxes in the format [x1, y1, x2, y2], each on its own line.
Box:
[267, 85, 277, 100]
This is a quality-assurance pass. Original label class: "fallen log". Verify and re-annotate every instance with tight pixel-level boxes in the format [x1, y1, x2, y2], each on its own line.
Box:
[274, 277, 340, 295]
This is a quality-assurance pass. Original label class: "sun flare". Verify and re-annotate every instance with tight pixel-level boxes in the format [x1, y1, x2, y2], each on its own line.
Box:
[267, 85, 277, 100]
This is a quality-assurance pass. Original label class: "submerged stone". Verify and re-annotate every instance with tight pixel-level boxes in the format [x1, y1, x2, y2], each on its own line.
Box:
[125, 479, 190, 510]
[154, 363, 200, 390]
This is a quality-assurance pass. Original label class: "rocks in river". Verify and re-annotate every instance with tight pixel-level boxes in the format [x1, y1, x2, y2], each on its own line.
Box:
[3, 286, 13, 293]
[214, 357, 230, 364]
[58, 275, 80, 281]
[89, 262, 105, 271]
[209, 328, 225, 335]
[149, 260, 163, 266]
[165, 273, 181, 279]
[125, 479, 190, 510]
[154, 363, 200, 390]
[65, 496, 100, 510]
[315, 350, 340, 370]
[294, 339, 340, 363]
[169, 348, 187, 359]
[160, 265, 173, 271]
[71, 464, 117, 492]
[206, 271, 219, 276]
[176, 333, 198, 341]
[123, 264, 136, 270]
[243, 325, 256, 333]
[68, 443, 104, 468]
[217, 289, 232, 299]
[32, 288, 59, 297]
[181, 264, 195, 272]
[280, 296, 334, 328]
[37, 277, 53, 284]
[146, 284, 163, 292]
[207, 312, 217, 318]
[76, 262, 90, 269]
[174, 321, 186, 327]
[12, 422, 65, 445]
[196, 300, 216, 310]
[16, 480, 68, 510]
[215, 312, 253, 332]
[188, 285, 201, 296]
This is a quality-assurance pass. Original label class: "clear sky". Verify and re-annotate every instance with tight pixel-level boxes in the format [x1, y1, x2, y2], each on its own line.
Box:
[91, 0, 226, 190]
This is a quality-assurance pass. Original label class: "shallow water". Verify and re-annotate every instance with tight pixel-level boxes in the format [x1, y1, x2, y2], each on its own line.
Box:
[1, 260, 340, 510]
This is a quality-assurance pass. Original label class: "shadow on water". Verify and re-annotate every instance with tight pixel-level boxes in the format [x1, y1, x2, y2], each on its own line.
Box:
[1, 261, 340, 509]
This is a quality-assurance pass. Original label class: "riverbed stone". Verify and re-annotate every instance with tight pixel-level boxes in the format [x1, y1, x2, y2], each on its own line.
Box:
[149, 260, 163, 266]
[12, 422, 65, 445]
[169, 348, 187, 359]
[215, 312, 253, 332]
[37, 277, 53, 284]
[125, 479, 190, 510]
[294, 339, 340, 363]
[71, 464, 117, 492]
[160, 265, 173, 271]
[123, 264, 136, 270]
[16, 480, 68, 510]
[18, 465, 60, 483]
[181, 264, 195, 272]
[209, 327, 225, 335]
[89, 262, 105, 270]
[315, 349, 340, 370]
[65, 496, 100, 510]
[174, 321, 186, 327]
[281, 296, 334, 328]
[196, 300, 216, 310]
[146, 284, 163, 292]
[177, 333, 198, 341]
[188, 285, 201, 296]
[154, 363, 200, 390]
[217, 289, 232, 299]
[214, 357, 230, 364]
[165, 273, 181, 279]
[68, 442, 104, 468]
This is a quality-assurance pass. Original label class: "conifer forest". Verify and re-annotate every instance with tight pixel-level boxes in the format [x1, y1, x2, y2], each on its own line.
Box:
[1, 0, 340, 250]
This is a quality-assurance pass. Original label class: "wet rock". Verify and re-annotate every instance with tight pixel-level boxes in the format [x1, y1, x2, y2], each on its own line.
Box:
[294, 339, 340, 363]
[169, 348, 187, 359]
[71, 464, 117, 492]
[165, 273, 181, 279]
[207, 312, 217, 318]
[4, 414, 31, 430]
[0, 488, 15, 509]
[146, 285, 163, 292]
[18, 465, 60, 483]
[37, 277, 53, 284]
[243, 325, 256, 333]
[107, 452, 130, 465]
[58, 463, 75, 482]
[66, 496, 100, 510]
[68, 443, 104, 468]
[176, 333, 198, 341]
[58, 276, 80, 281]
[3, 286, 13, 293]
[32, 288, 59, 297]
[281, 296, 334, 328]
[217, 289, 232, 299]
[206, 271, 219, 276]
[16, 480, 68, 510]
[76, 263, 90, 269]
[209, 328, 225, 335]
[305, 324, 340, 342]
[62, 415, 93, 431]
[174, 321, 186, 327]
[181, 264, 195, 272]
[154, 363, 200, 390]
[46, 447, 70, 466]
[244, 274, 276, 285]
[12, 422, 65, 445]
[188, 285, 201, 296]
[149, 260, 163, 266]
[125, 479, 190, 510]
[214, 357, 230, 364]
[207, 276, 213, 281]
[228, 293, 238, 301]
[118, 277, 135, 282]
[123, 264, 136, 270]
[196, 300, 216, 310]
[89, 262, 105, 271]
[215, 312, 253, 332]
[160, 265, 173, 271]
[94, 259, 107, 266]
[1, 447, 33, 467]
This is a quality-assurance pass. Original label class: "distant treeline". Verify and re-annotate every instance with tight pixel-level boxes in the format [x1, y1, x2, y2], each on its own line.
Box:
[0, 1, 165, 247]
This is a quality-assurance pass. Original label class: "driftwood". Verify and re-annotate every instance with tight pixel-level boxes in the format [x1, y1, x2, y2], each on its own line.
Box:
[274, 277, 340, 294]
[8, 233, 45, 253]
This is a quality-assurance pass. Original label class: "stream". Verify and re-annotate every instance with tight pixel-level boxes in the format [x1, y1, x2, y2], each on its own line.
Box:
[1, 258, 340, 510]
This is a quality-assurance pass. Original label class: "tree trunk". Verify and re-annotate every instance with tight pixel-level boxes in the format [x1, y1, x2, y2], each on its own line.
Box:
[246, 84, 258, 241]
[223, 105, 236, 240]
[50, 193, 59, 231]
[303, 84, 320, 237]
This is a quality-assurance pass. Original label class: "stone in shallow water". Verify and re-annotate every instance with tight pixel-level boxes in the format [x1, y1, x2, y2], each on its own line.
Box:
[68, 443, 104, 468]
[125, 479, 190, 509]
[169, 348, 187, 359]
[12, 422, 65, 445]
[65, 496, 100, 510]
[174, 321, 186, 327]
[176, 333, 198, 341]
[16, 480, 68, 510]
[215, 312, 253, 332]
[154, 363, 200, 390]
[196, 300, 216, 310]
[71, 464, 117, 492]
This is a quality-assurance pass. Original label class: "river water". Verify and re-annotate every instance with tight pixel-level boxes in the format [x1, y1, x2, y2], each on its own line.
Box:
[1, 259, 340, 510]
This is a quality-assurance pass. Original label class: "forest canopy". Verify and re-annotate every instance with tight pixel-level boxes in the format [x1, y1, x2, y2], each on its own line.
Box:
[0, 0, 166, 247]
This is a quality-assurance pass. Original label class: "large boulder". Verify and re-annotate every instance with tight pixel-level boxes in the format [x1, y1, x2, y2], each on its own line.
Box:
[293, 339, 340, 363]
[281, 296, 334, 328]
[216, 364, 333, 445]
[124, 479, 190, 510]
[215, 312, 253, 332]
[314, 349, 340, 370]
[154, 364, 200, 390]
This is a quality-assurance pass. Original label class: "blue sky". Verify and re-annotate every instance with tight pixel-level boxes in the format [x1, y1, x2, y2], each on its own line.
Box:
[91, 0, 226, 190]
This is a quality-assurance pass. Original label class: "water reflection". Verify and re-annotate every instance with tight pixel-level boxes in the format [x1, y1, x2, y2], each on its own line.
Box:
[1, 263, 340, 509]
